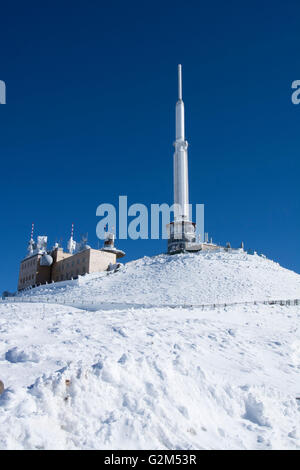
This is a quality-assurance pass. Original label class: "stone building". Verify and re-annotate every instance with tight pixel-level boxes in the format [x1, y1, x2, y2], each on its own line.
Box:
[18, 232, 124, 291]
[18, 252, 51, 290]
[50, 247, 116, 283]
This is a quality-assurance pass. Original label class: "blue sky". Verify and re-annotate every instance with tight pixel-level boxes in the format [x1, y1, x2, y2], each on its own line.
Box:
[0, 0, 299, 292]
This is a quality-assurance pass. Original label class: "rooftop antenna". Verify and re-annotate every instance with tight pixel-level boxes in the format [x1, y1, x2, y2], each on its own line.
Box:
[30, 223, 34, 241]
[68, 223, 76, 254]
[27, 222, 35, 256]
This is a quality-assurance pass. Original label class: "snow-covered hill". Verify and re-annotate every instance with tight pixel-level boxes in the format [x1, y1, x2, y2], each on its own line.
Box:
[19, 250, 300, 306]
[1, 251, 300, 450]
[0, 301, 300, 450]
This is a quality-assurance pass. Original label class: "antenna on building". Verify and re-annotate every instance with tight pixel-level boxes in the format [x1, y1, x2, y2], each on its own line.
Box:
[77, 232, 90, 252]
[31, 223, 34, 241]
[67, 223, 76, 254]
[205, 232, 208, 243]
[27, 222, 35, 257]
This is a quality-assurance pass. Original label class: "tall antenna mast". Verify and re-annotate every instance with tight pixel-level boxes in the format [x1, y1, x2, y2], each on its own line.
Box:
[174, 63, 188, 219]
[178, 64, 182, 101]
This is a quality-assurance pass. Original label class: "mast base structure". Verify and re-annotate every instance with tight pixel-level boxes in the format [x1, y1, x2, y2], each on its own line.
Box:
[166, 220, 220, 255]
[167, 220, 202, 254]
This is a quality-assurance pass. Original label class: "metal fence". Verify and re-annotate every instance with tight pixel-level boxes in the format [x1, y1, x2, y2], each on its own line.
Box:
[0, 296, 299, 312]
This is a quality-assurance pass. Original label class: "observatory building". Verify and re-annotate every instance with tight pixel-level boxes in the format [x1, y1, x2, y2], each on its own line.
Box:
[167, 65, 220, 254]
[17, 226, 125, 291]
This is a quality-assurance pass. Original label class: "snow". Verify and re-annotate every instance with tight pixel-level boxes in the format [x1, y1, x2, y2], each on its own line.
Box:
[0, 251, 300, 449]
[18, 250, 300, 307]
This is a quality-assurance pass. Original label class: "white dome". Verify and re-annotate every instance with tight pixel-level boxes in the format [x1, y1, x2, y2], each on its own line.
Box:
[40, 254, 53, 266]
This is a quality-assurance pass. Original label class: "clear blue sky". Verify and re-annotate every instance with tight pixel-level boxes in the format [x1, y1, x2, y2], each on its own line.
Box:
[0, 0, 299, 292]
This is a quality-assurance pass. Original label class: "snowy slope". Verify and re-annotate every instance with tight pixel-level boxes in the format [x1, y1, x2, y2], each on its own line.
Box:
[1, 251, 300, 450]
[0, 301, 300, 450]
[19, 250, 300, 306]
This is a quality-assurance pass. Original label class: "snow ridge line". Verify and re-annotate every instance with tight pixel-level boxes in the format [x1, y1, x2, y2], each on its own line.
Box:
[1, 297, 300, 312]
